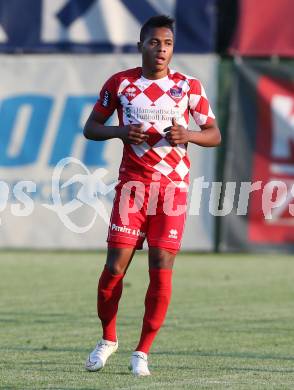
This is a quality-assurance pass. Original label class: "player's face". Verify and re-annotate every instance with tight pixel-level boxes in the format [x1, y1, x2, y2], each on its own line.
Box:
[140, 27, 174, 74]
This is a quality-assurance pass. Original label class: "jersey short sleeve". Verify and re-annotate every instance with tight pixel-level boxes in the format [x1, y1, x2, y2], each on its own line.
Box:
[188, 79, 215, 126]
[93, 74, 119, 118]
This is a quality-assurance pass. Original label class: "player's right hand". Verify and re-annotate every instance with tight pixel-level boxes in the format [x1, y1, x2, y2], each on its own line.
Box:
[122, 124, 149, 145]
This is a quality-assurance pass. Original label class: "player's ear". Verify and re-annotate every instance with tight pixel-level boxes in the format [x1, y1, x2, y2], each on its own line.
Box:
[137, 41, 142, 53]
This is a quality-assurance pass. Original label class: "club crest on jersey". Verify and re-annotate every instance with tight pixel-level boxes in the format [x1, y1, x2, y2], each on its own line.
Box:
[101, 90, 111, 107]
[169, 86, 183, 99]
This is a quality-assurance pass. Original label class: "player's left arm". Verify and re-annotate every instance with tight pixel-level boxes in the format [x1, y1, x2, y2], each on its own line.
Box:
[165, 118, 221, 147]
[165, 79, 221, 147]
[190, 119, 221, 147]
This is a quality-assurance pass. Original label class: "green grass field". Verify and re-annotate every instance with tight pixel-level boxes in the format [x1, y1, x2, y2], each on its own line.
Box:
[0, 251, 294, 390]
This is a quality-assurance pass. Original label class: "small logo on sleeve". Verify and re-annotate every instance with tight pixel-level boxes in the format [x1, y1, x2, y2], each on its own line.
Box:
[101, 90, 111, 107]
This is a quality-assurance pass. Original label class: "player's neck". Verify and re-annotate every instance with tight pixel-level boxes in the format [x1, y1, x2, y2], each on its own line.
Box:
[141, 66, 169, 80]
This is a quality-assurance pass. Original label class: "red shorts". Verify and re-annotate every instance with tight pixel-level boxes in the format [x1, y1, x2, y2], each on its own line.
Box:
[107, 180, 188, 254]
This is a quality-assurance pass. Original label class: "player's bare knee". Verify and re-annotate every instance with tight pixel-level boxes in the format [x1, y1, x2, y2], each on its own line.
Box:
[106, 262, 126, 275]
[148, 247, 175, 269]
[106, 247, 134, 274]
[106, 258, 127, 275]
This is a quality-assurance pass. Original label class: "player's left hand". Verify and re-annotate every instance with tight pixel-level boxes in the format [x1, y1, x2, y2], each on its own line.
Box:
[164, 118, 190, 146]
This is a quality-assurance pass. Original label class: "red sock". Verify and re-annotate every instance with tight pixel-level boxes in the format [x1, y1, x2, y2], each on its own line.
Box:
[136, 268, 172, 354]
[97, 265, 124, 342]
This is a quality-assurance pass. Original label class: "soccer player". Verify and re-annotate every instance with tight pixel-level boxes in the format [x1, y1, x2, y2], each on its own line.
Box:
[83, 15, 221, 376]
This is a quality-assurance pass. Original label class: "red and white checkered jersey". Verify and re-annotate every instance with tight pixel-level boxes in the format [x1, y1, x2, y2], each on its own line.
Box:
[93, 67, 215, 187]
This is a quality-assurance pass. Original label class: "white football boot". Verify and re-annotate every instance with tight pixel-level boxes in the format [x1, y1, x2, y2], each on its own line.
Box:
[85, 339, 118, 371]
[129, 351, 151, 376]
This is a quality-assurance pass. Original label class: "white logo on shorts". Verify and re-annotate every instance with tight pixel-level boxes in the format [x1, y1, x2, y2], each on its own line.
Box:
[168, 229, 178, 239]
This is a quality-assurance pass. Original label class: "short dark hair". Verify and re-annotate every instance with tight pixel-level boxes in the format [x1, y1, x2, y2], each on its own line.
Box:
[140, 15, 175, 42]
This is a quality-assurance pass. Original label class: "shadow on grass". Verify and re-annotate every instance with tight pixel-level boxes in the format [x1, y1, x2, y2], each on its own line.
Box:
[0, 346, 89, 353]
[0, 346, 135, 355]
[222, 366, 294, 374]
[39, 388, 117, 390]
[0, 311, 92, 323]
[154, 350, 294, 362]
[0, 311, 139, 327]
[0, 388, 102, 390]
[2, 345, 294, 362]
[0, 311, 76, 317]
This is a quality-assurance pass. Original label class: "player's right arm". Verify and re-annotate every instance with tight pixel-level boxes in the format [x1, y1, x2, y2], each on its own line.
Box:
[83, 110, 148, 145]
[83, 74, 148, 145]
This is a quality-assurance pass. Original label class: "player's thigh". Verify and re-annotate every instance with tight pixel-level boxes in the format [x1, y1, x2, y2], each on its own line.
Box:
[106, 246, 136, 275]
[147, 210, 187, 255]
[107, 181, 147, 249]
[147, 185, 187, 254]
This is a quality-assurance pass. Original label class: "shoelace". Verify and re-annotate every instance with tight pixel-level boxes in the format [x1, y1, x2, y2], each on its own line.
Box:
[95, 342, 111, 353]
[133, 354, 147, 362]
